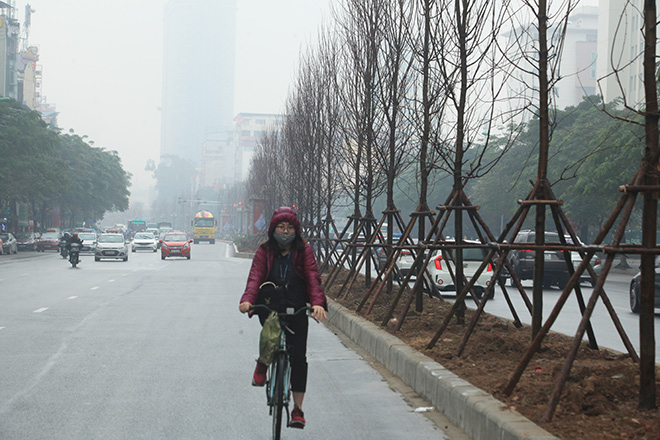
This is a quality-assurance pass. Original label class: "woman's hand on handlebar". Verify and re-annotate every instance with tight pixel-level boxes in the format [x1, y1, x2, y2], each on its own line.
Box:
[239, 302, 252, 314]
[311, 305, 326, 322]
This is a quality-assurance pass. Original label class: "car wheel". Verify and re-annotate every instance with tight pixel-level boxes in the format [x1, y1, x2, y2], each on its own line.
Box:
[556, 275, 570, 290]
[123, 256, 128, 262]
[153, 248, 157, 252]
[161, 254, 165, 260]
[629, 281, 641, 313]
[473, 286, 485, 300]
[187, 255, 191, 260]
[95, 257, 100, 261]
[132, 248, 136, 252]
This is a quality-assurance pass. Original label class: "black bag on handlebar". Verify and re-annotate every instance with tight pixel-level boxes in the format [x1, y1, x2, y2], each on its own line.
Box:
[256, 281, 291, 316]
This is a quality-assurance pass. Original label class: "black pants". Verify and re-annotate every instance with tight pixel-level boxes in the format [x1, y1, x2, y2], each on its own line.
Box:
[259, 312, 309, 393]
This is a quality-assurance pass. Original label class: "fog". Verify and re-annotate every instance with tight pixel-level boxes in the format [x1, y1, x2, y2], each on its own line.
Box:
[23, 0, 330, 207]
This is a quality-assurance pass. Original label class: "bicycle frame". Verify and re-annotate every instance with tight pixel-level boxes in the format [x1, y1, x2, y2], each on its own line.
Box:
[251, 304, 311, 440]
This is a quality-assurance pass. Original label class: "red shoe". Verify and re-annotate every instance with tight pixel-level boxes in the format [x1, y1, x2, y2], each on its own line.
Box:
[289, 407, 305, 429]
[252, 360, 267, 387]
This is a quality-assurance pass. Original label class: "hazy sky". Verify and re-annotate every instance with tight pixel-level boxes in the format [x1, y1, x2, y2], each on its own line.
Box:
[24, 0, 331, 206]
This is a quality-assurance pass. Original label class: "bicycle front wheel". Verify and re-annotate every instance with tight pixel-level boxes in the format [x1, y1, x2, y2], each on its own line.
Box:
[271, 353, 287, 440]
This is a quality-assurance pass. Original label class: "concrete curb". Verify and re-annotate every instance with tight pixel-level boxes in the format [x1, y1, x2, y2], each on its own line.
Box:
[326, 300, 556, 440]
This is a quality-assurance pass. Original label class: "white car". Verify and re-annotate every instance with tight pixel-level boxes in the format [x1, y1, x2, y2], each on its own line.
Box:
[564, 235, 603, 286]
[95, 233, 129, 261]
[426, 240, 495, 299]
[77, 232, 98, 254]
[132, 232, 158, 252]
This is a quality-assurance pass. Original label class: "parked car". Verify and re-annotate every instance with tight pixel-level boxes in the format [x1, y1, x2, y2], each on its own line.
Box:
[77, 232, 98, 254]
[16, 232, 38, 251]
[629, 257, 660, 313]
[506, 230, 571, 289]
[564, 235, 603, 286]
[160, 231, 192, 260]
[427, 240, 495, 299]
[0, 232, 18, 254]
[95, 233, 129, 261]
[132, 232, 158, 252]
[37, 229, 61, 252]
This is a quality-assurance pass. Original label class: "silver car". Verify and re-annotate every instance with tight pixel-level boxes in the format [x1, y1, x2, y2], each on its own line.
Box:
[132, 232, 158, 252]
[95, 233, 129, 261]
[77, 232, 98, 254]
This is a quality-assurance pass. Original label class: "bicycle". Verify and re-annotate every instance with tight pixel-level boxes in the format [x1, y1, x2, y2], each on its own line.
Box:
[250, 304, 314, 440]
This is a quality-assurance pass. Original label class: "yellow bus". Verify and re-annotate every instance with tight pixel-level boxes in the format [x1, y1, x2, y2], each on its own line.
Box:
[193, 211, 216, 244]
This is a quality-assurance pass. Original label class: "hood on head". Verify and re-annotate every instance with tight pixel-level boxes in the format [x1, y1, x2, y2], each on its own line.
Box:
[268, 206, 301, 237]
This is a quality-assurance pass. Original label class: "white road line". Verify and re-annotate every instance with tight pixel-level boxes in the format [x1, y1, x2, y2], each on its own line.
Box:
[0, 327, 5, 331]
[33, 308, 48, 313]
[108, 279, 115, 283]
[67, 296, 78, 300]
[90, 286, 99, 290]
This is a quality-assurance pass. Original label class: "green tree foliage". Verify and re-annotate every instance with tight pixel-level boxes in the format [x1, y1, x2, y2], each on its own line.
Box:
[58, 133, 131, 226]
[470, 97, 643, 241]
[0, 99, 64, 202]
[0, 98, 131, 229]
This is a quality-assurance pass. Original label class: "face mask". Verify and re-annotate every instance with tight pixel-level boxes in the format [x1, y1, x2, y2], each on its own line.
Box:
[274, 232, 296, 247]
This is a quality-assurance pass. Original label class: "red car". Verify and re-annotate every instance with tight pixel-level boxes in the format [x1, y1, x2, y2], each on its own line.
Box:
[37, 230, 61, 252]
[160, 231, 192, 260]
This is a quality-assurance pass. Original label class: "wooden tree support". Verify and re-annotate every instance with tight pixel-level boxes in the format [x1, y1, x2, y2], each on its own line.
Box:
[498, 168, 647, 423]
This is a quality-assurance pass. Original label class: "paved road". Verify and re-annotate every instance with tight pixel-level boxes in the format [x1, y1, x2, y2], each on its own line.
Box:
[0, 244, 463, 440]
[478, 270, 660, 362]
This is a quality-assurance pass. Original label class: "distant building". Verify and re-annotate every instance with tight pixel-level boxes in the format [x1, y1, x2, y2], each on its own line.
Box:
[597, 0, 646, 107]
[0, 3, 19, 99]
[200, 131, 234, 188]
[17, 45, 39, 108]
[160, 0, 237, 167]
[503, 6, 598, 112]
[233, 112, 284, 182]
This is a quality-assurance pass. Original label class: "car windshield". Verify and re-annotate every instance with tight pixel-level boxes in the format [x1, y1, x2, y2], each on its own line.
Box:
[165, 234, 187, 242]
[135, 233, 154, 239]
[79, 233, 96, 241]
[16, 233, 32, 239]
[41, 232, 59, 239]
[98, 235, 123, 243]
[0, 234, 9, 241]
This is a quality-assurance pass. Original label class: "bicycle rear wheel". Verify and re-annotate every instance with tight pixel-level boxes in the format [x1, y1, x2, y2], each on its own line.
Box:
[271, 353, 287, 440]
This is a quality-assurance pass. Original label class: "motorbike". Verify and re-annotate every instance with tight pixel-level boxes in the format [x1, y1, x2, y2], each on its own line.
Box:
[69, 243, 81, 268]
[59, 241, 68, 259]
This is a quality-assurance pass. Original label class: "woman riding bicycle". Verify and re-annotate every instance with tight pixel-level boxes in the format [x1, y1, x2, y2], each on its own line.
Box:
[239, 206, 327, 429]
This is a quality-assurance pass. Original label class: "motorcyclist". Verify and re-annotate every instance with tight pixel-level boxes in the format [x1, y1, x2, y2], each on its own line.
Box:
[59, 232, 72, 257]
[67, 232, 83, 250]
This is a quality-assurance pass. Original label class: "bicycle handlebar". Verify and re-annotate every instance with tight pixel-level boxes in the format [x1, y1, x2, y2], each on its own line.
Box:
[249, 304, 312, 317]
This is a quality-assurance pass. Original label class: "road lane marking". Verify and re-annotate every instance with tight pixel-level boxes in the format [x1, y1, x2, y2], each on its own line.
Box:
[0, 327, 5, 331]
[90, 287, 99, 290]
[68, 296, 78, 300]
[108, 279, 115, 283]
[33, 308, 48, 313]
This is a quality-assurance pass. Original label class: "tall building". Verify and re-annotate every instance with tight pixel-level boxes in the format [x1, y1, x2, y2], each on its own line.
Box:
[160, 0, 237, 166]
[597, 0, 645, 107]
[0, 1, 19, 99]
[503, 6, 598, 112]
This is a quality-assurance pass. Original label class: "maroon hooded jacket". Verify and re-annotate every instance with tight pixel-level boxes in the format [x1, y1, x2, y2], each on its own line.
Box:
[240, 207, 327, 310]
